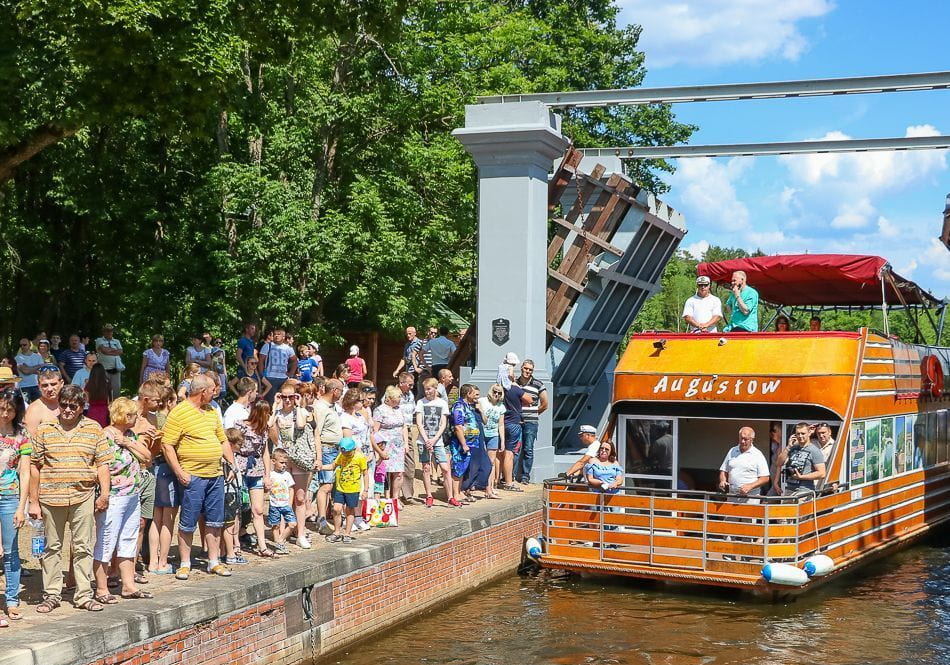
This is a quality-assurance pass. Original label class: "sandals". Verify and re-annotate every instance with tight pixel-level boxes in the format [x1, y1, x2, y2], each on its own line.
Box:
[501, 483, 524, 492]
[121, 590, 154, 600]
[35, 597, 61, 614]
[255, 548, 276, 558]
[6, 607, 22, 621]
[134, 573, 149, 584]
[0, 617, 8, 628]
[76, 599, 104, 612]
[93, 593, 119, 605]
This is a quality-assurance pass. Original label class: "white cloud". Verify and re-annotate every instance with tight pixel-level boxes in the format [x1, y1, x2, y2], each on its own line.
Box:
[778, 125, 948, 236]
[618, 0, 834, 68]
[781, 125, 947, 189]
[681, 239, 710, 259]
[668, 157, 752, 232]
[877, 216, 900, 239]
[898, 258, 918, 278]
[924, 238, 950, 282]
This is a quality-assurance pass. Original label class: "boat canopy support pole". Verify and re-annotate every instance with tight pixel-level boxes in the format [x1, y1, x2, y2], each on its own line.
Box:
[881, 273, 890, 337]
[938, 302, 948, 345]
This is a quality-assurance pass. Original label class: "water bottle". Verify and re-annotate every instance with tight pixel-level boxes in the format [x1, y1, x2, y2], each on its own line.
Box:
[30, 519, 46, 558]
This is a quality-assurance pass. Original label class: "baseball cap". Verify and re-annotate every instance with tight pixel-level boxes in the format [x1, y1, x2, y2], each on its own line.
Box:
[307, 341, 320, 352]
[339, 437, 357, 452]
[696, 275, 711, 285]
[578, 425, 597, 435]
[504, 352, 519, 365]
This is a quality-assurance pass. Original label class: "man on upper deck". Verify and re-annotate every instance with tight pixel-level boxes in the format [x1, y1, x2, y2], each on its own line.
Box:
[723, 270, 759, 332]
[682, 276, 723, 333]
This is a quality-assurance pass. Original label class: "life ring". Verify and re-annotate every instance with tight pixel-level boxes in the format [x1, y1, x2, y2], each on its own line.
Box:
[920, 355, 944, 398]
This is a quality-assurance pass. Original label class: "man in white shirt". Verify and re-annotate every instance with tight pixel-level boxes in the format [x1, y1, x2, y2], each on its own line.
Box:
[814, 423, 836, 462]
[718, 426, 770, 503]
[223, 377, 258, 428]
[15, 337, 44, 402]
[566, 425, 605, 478]
[682, 276, 723, 333]
[95, 324, 125, 397]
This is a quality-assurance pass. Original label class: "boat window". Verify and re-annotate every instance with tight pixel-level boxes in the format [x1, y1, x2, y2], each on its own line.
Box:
[866, 420, 881, 484]
[938, 411, 948, 466]
[849, 422, 866, 485]
[894, 416, 908, 474]
[619, 417, 675, 489]
[851, 415, 925, 487]
[926, 413, 939, 467]
[879, 418, 896, 480]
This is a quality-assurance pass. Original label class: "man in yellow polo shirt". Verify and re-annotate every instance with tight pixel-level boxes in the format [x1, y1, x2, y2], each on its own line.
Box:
[161, 374, 237, 579]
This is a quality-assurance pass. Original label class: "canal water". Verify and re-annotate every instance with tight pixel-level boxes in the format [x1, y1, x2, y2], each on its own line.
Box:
[324, 535, 950, 665]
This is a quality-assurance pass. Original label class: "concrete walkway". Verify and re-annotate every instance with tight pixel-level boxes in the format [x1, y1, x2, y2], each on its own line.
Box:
[0, 486, 542, 665]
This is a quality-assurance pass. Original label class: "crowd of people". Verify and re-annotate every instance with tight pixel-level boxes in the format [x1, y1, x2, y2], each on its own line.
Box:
[0, 320, 547, 620]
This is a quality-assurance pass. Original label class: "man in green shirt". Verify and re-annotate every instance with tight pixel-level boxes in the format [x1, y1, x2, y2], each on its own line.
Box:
[723, 270, 759, 332]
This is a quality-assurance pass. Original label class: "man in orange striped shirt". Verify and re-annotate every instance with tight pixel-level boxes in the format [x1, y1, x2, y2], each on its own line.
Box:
[28, 384, 111, 613]
[161, 374, 237, 580]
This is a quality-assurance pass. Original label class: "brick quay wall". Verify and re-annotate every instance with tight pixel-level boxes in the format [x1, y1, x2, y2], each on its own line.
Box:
[0, 492, 542, 665]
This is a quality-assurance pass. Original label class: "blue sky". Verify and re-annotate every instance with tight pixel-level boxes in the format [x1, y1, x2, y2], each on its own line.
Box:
[615, 0, 950, 298]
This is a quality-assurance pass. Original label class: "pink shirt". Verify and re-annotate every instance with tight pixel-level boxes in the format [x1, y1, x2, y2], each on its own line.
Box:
[345, 356, 364, 383]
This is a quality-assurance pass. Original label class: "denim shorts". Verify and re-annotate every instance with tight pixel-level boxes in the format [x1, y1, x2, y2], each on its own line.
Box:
[267, 504, 296, 527]
[485, 435, 501, 451]
[154, 462, 182, 508]
[504, 422, 523, 453]
[244, 474, 264, 491]
[331, 489, 360, 509]
[317, 445, 338, 485]
[417, 439, 448, 465]
[178, 475, 225, 532]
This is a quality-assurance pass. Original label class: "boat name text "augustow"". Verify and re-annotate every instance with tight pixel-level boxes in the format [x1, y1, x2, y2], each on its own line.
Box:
[651, 376, 782, 398]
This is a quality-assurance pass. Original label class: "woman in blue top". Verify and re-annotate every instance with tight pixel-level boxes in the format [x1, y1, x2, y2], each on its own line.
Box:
[584, 440, 623, 537]
[584, 440, 623, 493]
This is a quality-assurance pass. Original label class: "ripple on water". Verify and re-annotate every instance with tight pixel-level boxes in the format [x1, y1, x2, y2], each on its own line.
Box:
[323, 536, 950, 665]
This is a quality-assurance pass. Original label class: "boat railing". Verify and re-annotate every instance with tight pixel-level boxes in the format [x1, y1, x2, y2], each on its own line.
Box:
[542, 479, 831, 578]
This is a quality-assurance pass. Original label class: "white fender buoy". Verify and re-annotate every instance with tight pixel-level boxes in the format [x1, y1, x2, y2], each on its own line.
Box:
[761, 563, 809, 586]
[803, 554, 835, 577]
[525, 537, 543, 560]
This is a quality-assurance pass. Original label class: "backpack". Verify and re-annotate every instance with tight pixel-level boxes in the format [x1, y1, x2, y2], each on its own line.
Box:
[286, 418, 316, 471]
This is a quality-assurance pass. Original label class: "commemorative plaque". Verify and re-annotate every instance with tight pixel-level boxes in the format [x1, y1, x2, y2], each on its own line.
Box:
[491, 318, 510, 346]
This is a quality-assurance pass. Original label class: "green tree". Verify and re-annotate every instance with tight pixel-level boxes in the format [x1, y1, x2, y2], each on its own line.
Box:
[1, 0, 695, 390]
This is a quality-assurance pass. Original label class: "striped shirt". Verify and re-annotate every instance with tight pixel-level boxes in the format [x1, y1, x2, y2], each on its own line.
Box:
[31, 418, 111, 506]
[516, 376, 546, 423]
[162, 401, 226, 478]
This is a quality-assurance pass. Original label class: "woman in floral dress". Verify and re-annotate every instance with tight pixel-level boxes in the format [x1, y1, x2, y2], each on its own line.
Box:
[93, 397, 154, 603]
[373, 386, 409, 503]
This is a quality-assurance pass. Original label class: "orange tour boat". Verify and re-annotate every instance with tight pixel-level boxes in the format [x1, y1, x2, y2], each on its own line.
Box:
[529, 254, 950, 597]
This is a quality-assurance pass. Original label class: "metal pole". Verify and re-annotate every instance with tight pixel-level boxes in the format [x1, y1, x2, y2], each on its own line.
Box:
[478, 71, 950, 107]
[938, 302, 948, 345]
[573, 135, 950, 159]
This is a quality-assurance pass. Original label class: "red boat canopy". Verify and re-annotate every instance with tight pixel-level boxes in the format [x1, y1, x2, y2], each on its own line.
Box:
[696, 254, 940, 307]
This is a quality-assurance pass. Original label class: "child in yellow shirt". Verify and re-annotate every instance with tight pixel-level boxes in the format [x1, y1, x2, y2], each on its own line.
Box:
[320, 437, 367, 543]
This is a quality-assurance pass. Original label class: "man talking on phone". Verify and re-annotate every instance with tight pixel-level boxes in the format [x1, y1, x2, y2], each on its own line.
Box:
[722, 270, 760, 332]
